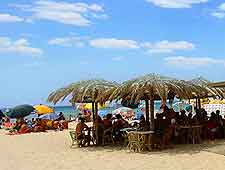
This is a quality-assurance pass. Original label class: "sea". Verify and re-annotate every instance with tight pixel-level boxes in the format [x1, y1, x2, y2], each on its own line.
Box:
[52, 101, 184, 120]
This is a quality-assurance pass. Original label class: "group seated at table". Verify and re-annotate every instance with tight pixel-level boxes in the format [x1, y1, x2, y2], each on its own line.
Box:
[152, 106, 225, 149]
[73, 106, 225, 148]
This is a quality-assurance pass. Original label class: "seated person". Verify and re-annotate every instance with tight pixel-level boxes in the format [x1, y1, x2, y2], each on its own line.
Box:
[18, 122, 30, 133]
[113, 114, 128, 130]
[56, 112, 66, 121]
[2, 117, 14, 129]
[103, 113, 112, 129]
[139, 115, 147, 130]
[76, 117, 88, 141]
[33, 119, 46, 132]
[12, 118, 24, 132]
[112, 114, 128, 142]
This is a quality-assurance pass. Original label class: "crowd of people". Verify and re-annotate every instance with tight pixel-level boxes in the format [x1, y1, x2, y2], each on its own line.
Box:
[150, 106, 225, 148]
[0, 112, 69, 135]
[75, 105, 225, 148]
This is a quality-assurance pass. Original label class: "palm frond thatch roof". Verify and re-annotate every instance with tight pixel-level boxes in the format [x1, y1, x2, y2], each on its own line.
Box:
[208, 81, 225, 88]
[47, 79, 119, 105]
[189, 77, 225, 98]
[103, 73, 201, 103]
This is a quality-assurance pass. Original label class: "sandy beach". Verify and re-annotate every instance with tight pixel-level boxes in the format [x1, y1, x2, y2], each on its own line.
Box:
[1, 128, 225, 170]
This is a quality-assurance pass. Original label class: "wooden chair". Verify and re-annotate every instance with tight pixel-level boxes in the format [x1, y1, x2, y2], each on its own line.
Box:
[69, 131, 83, 148]
[102, 128, 113, 145]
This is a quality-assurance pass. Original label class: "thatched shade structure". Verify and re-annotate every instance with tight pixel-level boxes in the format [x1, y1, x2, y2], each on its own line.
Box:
[190, 77, 225, 98]
[189, 77, 225, 109]
[47, 79, 118, 145]
[208, 81, 225, 88]
[103, 73, 201, 130]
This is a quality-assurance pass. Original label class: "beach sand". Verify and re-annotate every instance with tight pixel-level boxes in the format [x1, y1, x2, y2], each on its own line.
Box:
[1, 127, 225, 170]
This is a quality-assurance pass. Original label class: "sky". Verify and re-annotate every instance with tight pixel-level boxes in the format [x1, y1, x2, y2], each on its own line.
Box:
[1, 0, 225, 107]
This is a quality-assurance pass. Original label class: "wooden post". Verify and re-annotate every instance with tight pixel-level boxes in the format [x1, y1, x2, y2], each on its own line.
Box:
[92, 102, 95, 122]
[95, 102, 99, 145]
[150, 98, 154, 131]
[145, 99, 150, 130]
[149, 88, 155, 131]
[197, 97, 201, 110]
[195, 98, 198, 109]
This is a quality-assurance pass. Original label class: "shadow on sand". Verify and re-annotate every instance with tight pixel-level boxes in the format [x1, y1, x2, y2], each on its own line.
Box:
[69, 140, 225, 156]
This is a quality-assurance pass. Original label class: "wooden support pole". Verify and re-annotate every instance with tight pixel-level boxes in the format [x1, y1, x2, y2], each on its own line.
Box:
[197, 98, 201, 110]
[145, 99, 150, 130]
[150, 88, 154, 131]
[95, 102, 99, 145]
[92, 102, 95, 122]
[150, 98, 154, 131]
[195, 98, 198, 109]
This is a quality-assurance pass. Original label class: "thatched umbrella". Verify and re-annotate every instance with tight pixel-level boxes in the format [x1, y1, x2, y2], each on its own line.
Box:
[103, 73, 201, 130]
[189, 77, 225, 109]
[47, 79, 118, 145]
[209, 81, 225, 88]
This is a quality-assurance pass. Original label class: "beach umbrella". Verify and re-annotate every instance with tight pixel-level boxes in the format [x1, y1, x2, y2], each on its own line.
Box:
[104, 73, 202, 130]
[75, 103, 105, 110]
[112, 107, 133, 115]
[5, 104, 35, 119]
[189, 77, 225, 98]
[47, 79, 119, 145]
[189, 77, 225, 109]
[39, 112, 60, 120]
[0, 109, 4, 118]
[24, 113, 39, 121]
[34, 104, 54, 115]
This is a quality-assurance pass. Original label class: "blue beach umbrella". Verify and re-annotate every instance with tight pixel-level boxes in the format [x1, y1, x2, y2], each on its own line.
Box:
[5, 104, 35, 119]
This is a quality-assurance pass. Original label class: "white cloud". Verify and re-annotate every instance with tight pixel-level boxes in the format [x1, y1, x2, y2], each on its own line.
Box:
[80, 61, 89, 65]
[48, 35, 194, 54]
[112, 56, 124, 61]
[211, 12, 225, 19]
[165, 56, 225, 67]
[219, 3, 225, 11]
[142, 40, 195, 53]
[48, 37, 85, 47]
[89, 38, 139, 49]
[0, 13, 24, 22]
[145, 0, 208, 8]
[211, 3, 225, 19]
[24, 61, 43, 68]
[12, 0, 106, 26]
[0, 37, 42, 56]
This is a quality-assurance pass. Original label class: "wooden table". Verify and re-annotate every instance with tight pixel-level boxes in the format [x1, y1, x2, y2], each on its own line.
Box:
[178, 125, 202, 144]
[127, 131, 154, 152]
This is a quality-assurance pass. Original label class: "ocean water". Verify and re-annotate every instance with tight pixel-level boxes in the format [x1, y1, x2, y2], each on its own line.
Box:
[52, 101, 171, 119]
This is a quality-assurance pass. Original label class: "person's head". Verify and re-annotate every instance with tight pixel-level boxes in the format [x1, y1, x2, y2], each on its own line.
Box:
[106, 113, 112, 120]
[116, 114, 122, 120]
[180, 110, 186, 116]
[140, 115, 145, 121]
[79, 117, 85, 123]
[216, 110, 220, 115]
[188, 112, 192, 119]
[210, 112, 216, 120]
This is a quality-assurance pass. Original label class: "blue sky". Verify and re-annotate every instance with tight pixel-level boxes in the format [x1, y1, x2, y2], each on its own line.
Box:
[1, 0, 225, 107]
